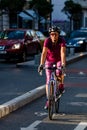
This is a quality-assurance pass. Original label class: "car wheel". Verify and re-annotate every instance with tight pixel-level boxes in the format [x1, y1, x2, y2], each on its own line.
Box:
[37, 45, 42, 54]
[5, 57, 10, 62]
[19, 51, 26, 62]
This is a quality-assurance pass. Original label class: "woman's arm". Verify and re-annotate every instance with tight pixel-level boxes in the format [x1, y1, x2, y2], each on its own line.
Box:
[61, 46, 66, 66]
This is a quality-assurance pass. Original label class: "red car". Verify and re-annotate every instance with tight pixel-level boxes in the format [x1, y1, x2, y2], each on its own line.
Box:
[0, 29, 41, 61]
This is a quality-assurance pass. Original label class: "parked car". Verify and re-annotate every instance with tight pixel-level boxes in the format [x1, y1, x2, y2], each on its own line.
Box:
[0, 29, 41, 62]
[35, 31, 46, 50]
[66, 29, 87, 52]
[60, 30, 66, 37]
[30, 30, 46, 50]
[80, 27, 87, 30]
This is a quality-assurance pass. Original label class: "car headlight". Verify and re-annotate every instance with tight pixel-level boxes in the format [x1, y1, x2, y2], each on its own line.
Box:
[12, 43, 21, 49]
[77, 40, 83, 44]
[69, 42, 72, 45]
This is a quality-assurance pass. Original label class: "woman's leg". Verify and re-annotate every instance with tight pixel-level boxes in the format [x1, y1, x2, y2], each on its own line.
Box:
[44, 62, 52, 109]
[56, 61, 65, 93]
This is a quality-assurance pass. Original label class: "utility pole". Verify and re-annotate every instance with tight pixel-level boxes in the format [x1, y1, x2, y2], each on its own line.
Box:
[47, 0, 52, 27]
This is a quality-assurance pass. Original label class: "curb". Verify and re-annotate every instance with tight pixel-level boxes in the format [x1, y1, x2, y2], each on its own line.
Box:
[66, 52, 87, 65]
[0, 85, 45, 118]
[0, 52, 87, 118]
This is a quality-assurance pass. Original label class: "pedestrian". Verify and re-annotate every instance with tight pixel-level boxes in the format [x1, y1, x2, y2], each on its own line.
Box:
[38, 25, 66, 109]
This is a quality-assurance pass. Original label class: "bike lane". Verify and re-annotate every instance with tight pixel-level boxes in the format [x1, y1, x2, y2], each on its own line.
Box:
[0, 52, 87, 118]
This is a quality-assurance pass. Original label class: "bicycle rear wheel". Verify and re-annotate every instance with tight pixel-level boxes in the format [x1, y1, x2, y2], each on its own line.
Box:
[48, 82, 55, 120]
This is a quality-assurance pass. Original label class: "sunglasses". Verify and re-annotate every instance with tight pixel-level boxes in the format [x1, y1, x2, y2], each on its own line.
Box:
[50, 33, 58, 36]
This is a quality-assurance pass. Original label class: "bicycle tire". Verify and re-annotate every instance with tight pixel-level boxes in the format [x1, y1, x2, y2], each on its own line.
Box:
[48, 82, 55, 120]
[55, 98, 60, 113]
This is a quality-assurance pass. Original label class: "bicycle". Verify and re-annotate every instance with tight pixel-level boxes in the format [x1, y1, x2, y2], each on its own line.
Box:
[40, 64, 65, 120]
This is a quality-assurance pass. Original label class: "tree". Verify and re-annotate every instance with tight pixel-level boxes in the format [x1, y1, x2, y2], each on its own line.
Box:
[29, 0, 53, 28]
[29, 0, 53, 18]
[62, 0, 82, 31]
[0, 0, 26, 27]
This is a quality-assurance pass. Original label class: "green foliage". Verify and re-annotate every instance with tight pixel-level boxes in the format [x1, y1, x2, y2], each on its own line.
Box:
[62, 0, 82, 19]
[0, 0, 26, 12]
[29, 0, 53, 18]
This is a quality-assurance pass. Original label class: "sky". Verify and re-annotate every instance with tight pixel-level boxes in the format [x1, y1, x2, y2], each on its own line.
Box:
[52, 0, 68, 21]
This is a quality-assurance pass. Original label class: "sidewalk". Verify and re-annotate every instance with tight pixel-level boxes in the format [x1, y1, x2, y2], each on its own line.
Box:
[0, 52, 87, 118]
[16, 52, 87, 67]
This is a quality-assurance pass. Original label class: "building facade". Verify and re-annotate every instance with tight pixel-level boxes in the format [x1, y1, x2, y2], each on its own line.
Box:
[51, 0, 87, 32]
[0, 10, 9, 31]
[0, 0, 87, 31]
[73, 0, 87, 27]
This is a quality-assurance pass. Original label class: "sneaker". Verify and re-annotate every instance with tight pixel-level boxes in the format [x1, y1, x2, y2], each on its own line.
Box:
[44, 100, 49, 110]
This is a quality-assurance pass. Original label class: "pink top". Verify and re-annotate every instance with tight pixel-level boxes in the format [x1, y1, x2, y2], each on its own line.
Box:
[44, 37, 66, 63]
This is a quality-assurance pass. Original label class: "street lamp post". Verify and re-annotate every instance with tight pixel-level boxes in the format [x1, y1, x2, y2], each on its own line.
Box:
[0, 10, 4, 30]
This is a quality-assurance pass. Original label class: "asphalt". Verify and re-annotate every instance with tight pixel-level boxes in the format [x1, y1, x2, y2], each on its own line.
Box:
[0, 52, 87, 118]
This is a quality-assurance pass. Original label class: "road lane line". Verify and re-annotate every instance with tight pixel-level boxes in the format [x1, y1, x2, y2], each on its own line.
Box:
[74, 122, 87, 130]
[21, 120, 41, 130]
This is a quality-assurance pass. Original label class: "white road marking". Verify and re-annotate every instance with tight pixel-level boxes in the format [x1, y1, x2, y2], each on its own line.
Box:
[74, 122, 87, 130]
[79, 71, 85, 75]
[69, 102, 87, 106]
[76, 93, 87, 98]
[34, 111, 48, 116]
[21, 120, 41, 130]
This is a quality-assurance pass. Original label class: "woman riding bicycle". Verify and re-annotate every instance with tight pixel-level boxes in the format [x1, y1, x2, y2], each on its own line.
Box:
[38, 25, 66, 109]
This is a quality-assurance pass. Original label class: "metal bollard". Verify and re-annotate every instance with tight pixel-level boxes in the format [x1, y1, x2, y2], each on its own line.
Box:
[69, 47, 75, 55]
[35, 53, 41, 66]
[66, 47, 69, 56]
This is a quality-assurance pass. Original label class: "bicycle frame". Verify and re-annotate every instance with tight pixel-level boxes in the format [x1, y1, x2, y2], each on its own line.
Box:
[48, 71, 57, 100]
[46, 65, 62, 120]
[40, 64, 64, 120]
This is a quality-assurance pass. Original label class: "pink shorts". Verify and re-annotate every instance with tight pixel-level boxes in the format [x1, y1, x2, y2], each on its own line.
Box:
[45, 61, 62, 85]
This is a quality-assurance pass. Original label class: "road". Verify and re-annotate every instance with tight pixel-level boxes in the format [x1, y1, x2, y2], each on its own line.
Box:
[0, 57, 87, 130]
[0, 59, 45, 104]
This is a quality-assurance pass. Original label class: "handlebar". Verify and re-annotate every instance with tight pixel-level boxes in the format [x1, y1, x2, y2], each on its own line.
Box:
[39, 64, 66, 76]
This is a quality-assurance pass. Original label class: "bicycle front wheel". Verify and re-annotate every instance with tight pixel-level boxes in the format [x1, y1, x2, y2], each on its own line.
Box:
[55, 98, 60, 113]
[48, 82, 55, 120]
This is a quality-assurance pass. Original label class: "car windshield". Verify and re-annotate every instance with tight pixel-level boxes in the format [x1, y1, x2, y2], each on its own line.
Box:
[36, 31, 45, 38]
[0, 30, 25, 39]
[70, 31, 87, 38]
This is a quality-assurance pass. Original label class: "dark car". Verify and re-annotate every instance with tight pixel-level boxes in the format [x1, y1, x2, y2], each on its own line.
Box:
[34, 30, 46, 50]
[0, 29, 41, 61]
[66, 30, 87, 52]
[26, 30, 46, 51]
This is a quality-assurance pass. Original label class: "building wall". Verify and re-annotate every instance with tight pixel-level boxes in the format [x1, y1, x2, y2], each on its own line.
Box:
[0, 12, 9, 31]
[73, 0, 87, 8]
[52, 0, 87, 29]
[73, 0, 87, 27]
